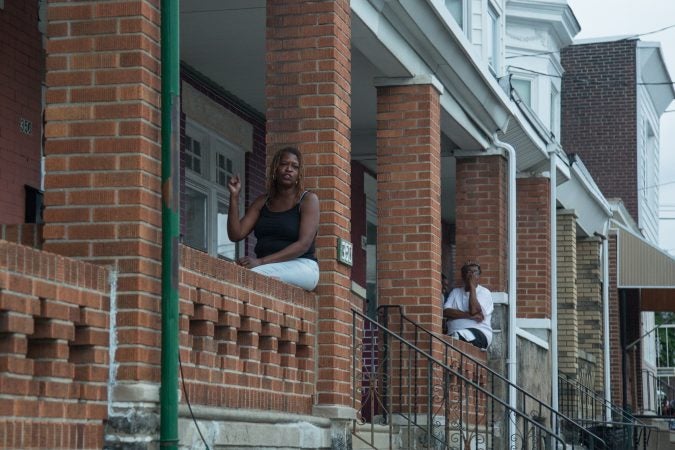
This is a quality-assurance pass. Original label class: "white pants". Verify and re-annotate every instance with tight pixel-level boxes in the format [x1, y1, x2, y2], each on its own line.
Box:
[251, 258, 320, 291]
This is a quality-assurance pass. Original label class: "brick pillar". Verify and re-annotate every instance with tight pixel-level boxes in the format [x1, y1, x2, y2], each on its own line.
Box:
[608, 232, 622, 405]
[375, 82, 442, 335]
[375, 81, 442, 421]
[455, 155, 508, 293]
[557, 210, 578, 377]
[266, 0, 354, 411]
[516, 176, 551, 319]
[577, 237, 604, 394]
[43, 1, 161, 445]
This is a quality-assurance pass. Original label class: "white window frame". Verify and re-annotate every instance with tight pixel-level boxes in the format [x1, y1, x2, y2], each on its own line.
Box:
[549, 83, 560, 137]
[510, 74, 535, 109]
[445, 0, 469, 34]
[487, 1, 502, 74]
[185, 120, 245, 261]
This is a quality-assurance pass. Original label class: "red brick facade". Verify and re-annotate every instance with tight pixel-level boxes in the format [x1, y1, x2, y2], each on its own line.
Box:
[43, 2, 164, 395]
[0, 0, 601, 447]
[265, 0, 355, 407]
[561, 40, 639, 219]
[0, 1, 43, 223]
[0, 241, 110, 449]
[516, 176, 551, 318]
[375, 83, 443, 335]
[179, 245, 317, 414]
[608, 233, 623, 405]
[455, 155, 508, 293]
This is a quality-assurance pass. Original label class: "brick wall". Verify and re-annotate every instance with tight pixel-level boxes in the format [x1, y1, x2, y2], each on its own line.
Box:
[608, 233, 622, 404]
[455, 155, 508, 293]
[179, 245, 316, 414]
[43, 0, 162, 390]
[375, 83, 443, 335]
[0, 224, 43, 249]
[561, 40, 638, 219]
[265, 0, 355, 407]
[0, 0, 44, 223]
[576, 238, 604, 394]
[516, 177, 551, 318]
[0, 241, 109, 449]
[557, 210, 578, 376]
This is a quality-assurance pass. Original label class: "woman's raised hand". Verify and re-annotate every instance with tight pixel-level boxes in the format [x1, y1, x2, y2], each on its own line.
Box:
[228, 174, 241, 196]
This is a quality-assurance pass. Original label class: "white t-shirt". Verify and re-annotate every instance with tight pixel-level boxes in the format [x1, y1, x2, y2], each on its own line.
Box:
[443, 285, 494, 346]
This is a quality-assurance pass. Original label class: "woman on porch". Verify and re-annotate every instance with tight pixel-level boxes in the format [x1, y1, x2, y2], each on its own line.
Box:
[226, 146, 320, 291]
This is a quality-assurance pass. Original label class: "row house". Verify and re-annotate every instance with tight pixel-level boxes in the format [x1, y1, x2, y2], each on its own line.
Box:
[0, 0, 673, 448]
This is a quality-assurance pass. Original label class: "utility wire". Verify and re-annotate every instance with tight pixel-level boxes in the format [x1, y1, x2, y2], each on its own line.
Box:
[179, 352, 211, 450]
[638, 179, 675, 191]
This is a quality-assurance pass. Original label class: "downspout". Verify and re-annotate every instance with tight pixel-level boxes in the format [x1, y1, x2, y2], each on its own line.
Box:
[601, 224, 612, 420]
[491, 132, 517, 437]
[549, 149, 558, 412]
[160, 0, 180, 448]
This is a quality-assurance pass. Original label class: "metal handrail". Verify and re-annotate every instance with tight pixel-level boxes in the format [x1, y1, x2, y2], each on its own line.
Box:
[376, 304, 607, 448]
[352, 308, 607, 449]
[640, 369, 675, 416]
[558, 374, 643, 424]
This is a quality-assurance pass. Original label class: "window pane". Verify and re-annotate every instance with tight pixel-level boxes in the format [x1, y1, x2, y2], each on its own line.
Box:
[216, 153, 233, 188]
[488, 9, 498, 69]
[512, 78, 532, 107]
[445, 0, 463, 28]
[550, 90, 558, 134]
[185, 134, 204, 175]
[217, 201, 237, 260]
[185, 187, 207, 252]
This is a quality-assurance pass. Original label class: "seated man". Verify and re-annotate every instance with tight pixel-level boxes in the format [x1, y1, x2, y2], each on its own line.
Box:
[443, 262, 493, 349]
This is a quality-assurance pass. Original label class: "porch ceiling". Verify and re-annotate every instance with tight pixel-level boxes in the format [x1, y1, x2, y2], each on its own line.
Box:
[180, 0, 464, 222]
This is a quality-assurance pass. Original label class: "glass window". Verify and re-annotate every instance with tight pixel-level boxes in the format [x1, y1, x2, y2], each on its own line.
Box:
[185, 186, 208, 252]
[185, 135, 203, 175]
[550, 84, 560, 136]
[445, 0, 463, 29]
[487, 6, 499, 71]
[184, 121, 245, 260]
[217, 200, 237, 260]
[512, 78, 532, 107]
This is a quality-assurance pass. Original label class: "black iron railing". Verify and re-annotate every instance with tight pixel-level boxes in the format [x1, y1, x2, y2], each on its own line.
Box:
[351, 307, 606, 449]
[559, 375, 657, 450]
[640, 369, 675, 416]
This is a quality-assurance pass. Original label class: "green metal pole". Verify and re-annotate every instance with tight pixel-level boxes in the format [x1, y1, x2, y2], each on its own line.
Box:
[160, 0, 180, 447]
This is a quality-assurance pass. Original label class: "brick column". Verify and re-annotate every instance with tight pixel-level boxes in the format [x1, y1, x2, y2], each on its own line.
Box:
[266, 0, 353, 410]
[608, 232, 622, 405]
[516, 176, 551, 318]
[375, 82, 443, 335]
[455, 155, 508, 293]
[577, 237, 604, 394]
[43, 0, 162, 444]
[557, 210, 578, 377]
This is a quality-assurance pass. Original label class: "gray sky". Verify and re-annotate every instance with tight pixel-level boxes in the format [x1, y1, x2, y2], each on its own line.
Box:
[567, 0, 675, 254]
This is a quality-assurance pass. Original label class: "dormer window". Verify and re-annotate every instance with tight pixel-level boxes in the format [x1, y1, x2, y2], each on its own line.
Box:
[445, 0, 465, 30]
[487, 4, 500, 72]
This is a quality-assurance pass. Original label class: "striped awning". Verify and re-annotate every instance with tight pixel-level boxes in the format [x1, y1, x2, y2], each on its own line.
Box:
[616, 227, 675, 311]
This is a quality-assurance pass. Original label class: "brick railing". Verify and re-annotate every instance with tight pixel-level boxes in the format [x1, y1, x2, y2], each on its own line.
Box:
[0, 240, 110, 449]
[179, 245, 317, 415]
[0, 224, 43, 249]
